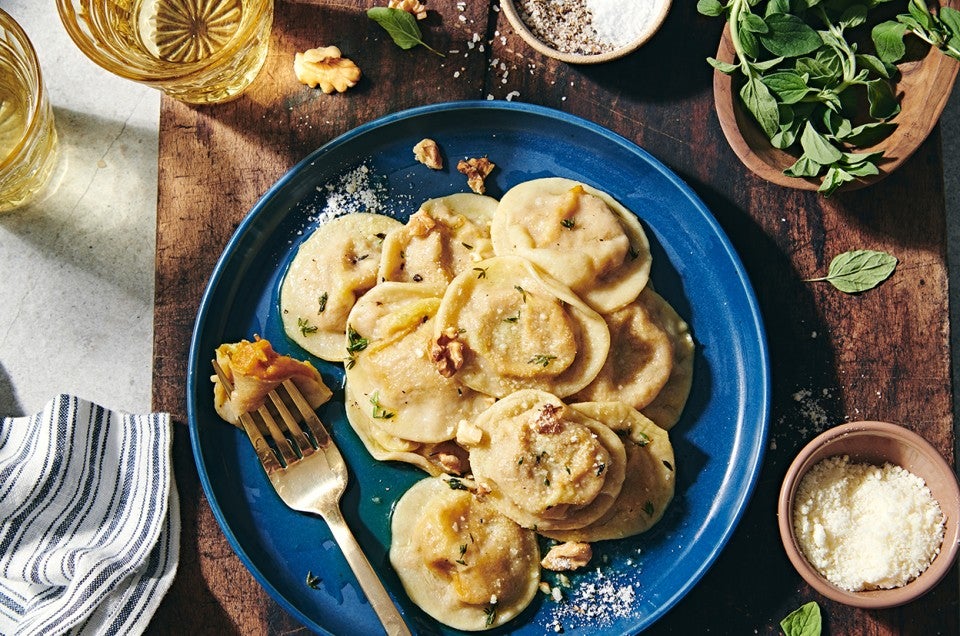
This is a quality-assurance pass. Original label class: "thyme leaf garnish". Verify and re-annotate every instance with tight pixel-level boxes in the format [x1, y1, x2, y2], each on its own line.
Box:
[528, 354, 557, 367]
[370, 392, 395, 419]
[298, 317, 318, 336]
[346, 325, 368, 353]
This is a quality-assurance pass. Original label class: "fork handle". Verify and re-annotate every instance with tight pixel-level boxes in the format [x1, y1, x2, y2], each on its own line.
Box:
[322, 506, 412, 636]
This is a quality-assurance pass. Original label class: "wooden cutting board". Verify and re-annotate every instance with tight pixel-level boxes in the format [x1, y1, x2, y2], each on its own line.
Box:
[150, 1, 958, 633]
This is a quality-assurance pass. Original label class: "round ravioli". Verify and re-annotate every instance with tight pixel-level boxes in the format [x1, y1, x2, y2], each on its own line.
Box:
[280, 212, 402, 361]
[543, 401, 675, 542]
[390, 476, 540, 631]
[378, 193, 498, 285]
[491, 177, 652, 313]
[432, 256, 610, 399]
[344, 382, 470, 476]
[640, 295, 695, 431]
[572, 288, 675, 409]
[344, 281, 494, 443]
[459, 389, 627, 532]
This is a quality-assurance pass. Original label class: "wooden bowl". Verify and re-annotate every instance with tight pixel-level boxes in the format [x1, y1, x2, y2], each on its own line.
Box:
[778, 421, 960, 608]
[713, 21, 960, 192]
[500, 0, 671, 64]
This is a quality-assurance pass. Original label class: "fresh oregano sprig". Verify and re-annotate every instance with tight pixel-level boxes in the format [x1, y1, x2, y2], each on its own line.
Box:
[367, 7, 444, 57]
[697, 0, 901, 195]
[873, 0, 960, 63]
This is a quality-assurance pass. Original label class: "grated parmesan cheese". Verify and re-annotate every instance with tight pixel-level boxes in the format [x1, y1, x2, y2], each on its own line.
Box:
[793, 455, 945, 591]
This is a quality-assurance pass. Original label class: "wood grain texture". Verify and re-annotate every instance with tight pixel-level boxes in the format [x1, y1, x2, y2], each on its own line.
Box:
[151, 1, 957, 633]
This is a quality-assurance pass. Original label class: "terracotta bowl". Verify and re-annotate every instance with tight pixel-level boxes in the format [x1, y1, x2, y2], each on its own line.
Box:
[500, 0, 671, 64]
[778, 421, 960, 608]
[713, 19, 960, 192]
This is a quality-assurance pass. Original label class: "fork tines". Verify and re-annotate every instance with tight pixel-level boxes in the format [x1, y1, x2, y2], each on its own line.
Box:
[212, 360, 331, 474]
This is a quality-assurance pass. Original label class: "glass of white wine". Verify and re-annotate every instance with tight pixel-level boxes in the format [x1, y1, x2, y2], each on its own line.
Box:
[0, 8, 58, 213]
[56, 0, 273, 105]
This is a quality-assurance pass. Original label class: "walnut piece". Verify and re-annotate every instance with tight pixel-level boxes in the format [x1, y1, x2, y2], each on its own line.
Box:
[457, 157, 495, 194]
[540, 542, 593, 572]
[413, 138, 443, 170]
[431, 326, 465, 378]
[294, 46, 361, 94]
[389, 0, 428, 20]
[534, 403, 565, 434]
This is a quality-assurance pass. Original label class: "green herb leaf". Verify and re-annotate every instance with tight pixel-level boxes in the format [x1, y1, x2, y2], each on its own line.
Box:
[483, 605, 497, 626]
[740, 77, 781, 138]
[528, 354, 558, 367]
[707, 56, 739, 74]
[306, 571, 321, 589]
[760, 71, 811, 104]
[367, 7, 444, 56]
[940, 7, 960, 37]
[800, 121, 843, 165]
[866, 78, 901, 119]
[759, 13, 822, 57]
[370, 392, 396, 419]
[872, 20, 908, 63]
[346, 325, 368, 353]
[784, 155, 823, 178]
[298, 317, 318, 336]
[780, 601, 822, 636]
[697, 0, 726, 17]
[317, 292, 328, 313]
[447, 477, 468, 490]
[806, 249, 898, 293]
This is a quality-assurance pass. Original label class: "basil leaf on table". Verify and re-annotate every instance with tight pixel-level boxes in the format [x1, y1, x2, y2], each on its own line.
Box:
[807, 249, 898, 293]
[367, 7, 444, 56]
[780, 601, 822, 636]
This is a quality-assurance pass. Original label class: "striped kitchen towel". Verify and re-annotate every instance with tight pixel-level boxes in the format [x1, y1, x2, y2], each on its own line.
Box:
[0, 395, 179, 636]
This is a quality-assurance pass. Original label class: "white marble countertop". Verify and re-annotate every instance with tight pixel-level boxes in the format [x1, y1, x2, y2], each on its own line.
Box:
[1, 1, 958, 421]
[0, 1, 159, 417]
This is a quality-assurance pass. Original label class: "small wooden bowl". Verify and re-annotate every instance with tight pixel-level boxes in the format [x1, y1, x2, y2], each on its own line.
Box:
[778, 421, 960, 608]
[713, 21, 960, 192]
[500, 0, 671, 64]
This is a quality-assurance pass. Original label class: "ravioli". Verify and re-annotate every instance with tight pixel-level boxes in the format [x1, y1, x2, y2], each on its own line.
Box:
[378, 193, 497, 285]
[432, 256, 610, 399]
[639, 295, 695, 431]
[543, 401, 675, 542]
[344, 383, 471, 476]
[459, 389, 627, 532]
[390, 476, 540, 631]
[280, 212, 402, 361]
[491, 177, 652, 313]
[344, 281, 494, 443]
[571, 288, 675, 409]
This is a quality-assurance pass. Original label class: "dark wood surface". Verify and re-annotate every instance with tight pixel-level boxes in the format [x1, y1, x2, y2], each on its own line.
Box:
[150, 1, 958, 633]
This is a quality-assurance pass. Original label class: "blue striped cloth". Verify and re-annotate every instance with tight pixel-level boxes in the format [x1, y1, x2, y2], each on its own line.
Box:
[0, 395, 179, 636]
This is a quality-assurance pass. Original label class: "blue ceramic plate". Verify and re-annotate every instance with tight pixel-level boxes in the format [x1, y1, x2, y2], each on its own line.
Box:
[188, 101, 770, 635]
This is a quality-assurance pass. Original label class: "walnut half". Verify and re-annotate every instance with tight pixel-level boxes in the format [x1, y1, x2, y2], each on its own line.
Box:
[540, 541, 593, 572]
[457, 157, 495, 194]
[413, 138, 443, 170]
[431, 326, 465, 378]
[389, 0, 428, 20]
[294, 46, 361, 94]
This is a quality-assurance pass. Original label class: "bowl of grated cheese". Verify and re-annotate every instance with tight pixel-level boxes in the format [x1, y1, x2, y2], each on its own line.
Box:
[778, 420, 960, 609]
[500, 0, 672, 64]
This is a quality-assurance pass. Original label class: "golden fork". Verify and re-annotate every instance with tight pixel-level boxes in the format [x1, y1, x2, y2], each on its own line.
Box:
[212, 360, 411, 636]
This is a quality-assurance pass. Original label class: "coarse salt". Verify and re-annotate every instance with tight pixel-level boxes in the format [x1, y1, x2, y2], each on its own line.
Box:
[516, 0, 667, 55]
[793, 455, 945, 591]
